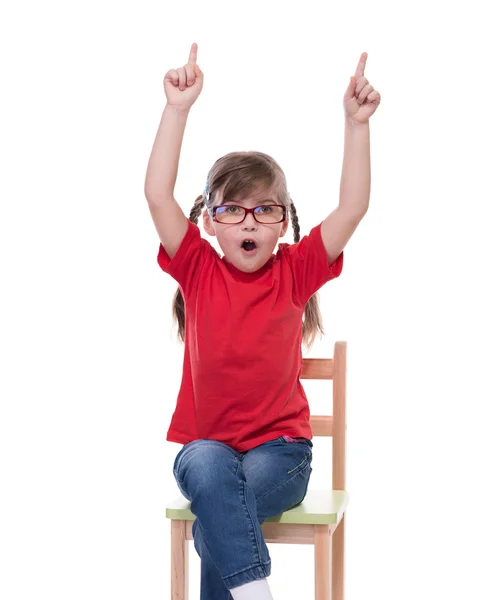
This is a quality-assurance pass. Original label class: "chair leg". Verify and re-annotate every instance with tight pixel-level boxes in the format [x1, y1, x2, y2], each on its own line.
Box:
[314, 524, 332, 600]
[171, 520, 188, 600]
[332, 514, 345, 600]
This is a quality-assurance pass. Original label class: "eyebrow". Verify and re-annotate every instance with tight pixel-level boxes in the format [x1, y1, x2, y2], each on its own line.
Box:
[221, 198, 277, 205]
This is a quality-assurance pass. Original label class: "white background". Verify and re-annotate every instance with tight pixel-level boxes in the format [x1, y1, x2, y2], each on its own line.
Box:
[1, 1, 492, 598]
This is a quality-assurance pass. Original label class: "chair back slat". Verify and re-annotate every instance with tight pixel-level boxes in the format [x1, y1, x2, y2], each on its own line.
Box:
[309, 415, 333, 437]
[300, 358, 333, 380]
[302, 342, 346, 492]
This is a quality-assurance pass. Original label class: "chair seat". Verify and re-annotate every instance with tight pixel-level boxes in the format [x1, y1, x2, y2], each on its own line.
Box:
[166, 488, 349, 525]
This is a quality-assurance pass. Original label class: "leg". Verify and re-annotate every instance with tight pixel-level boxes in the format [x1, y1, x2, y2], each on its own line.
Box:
[171, 520, 189, 600]
[192, 519, 233, 600]
[173, 440, 271, 597]
[172, 437, 313, 600]
[314, 525, 332, 600]
[331, 514, 345, 600]
[241, 436, 313, 522]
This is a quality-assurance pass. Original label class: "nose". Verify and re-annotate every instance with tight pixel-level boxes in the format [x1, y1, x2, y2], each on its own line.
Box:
[242, 211, 258, 228]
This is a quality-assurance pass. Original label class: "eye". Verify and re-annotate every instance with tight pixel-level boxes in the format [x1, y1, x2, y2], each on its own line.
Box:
[256, 206, 273, 213]
[225, 205, 240, 213]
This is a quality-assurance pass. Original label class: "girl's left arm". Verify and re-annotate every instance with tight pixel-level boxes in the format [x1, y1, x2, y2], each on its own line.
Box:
[321, 52, 381, 264]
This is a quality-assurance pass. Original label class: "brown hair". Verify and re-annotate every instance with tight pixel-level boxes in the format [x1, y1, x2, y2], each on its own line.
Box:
[172, 151, 325, 351]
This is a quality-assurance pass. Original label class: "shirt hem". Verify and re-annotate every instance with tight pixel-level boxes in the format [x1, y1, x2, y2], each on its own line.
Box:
[166, 428, 313, 453]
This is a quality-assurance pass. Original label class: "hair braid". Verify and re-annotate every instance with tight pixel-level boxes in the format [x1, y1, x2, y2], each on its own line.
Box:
[289, 199, 325, 349]
[288, 199, 301, 243]
[172, 195, 204, 341]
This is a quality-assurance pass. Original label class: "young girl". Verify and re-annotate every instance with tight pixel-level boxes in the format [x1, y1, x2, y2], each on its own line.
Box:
[144, 43, 380, 600]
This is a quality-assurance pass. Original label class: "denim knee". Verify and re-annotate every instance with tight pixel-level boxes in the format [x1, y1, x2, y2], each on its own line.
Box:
[173, 439, 239, 496]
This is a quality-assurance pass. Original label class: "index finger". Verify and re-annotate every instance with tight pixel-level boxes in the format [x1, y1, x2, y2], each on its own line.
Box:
[354, 52, 367, 78]
[188, 42, 198, 64]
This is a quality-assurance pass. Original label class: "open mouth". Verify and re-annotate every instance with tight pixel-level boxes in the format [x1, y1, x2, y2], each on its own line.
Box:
[241, 239, 257, 254]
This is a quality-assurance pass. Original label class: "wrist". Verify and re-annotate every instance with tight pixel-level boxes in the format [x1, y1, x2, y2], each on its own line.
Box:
[165, 103, 191, 117]
[345, 116, 369, 128]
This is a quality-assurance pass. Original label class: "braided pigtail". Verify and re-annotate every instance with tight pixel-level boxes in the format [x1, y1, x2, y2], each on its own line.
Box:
[172, 195, 204, 342]
[289, 199, 325, 351]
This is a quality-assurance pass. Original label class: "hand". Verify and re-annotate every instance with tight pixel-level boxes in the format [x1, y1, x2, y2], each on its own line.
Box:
[343, 52, 381, 125]
[163, 43, 204, 111]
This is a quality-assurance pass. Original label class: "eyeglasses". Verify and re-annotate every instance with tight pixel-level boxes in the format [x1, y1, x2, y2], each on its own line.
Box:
[209, 204, 287, 224]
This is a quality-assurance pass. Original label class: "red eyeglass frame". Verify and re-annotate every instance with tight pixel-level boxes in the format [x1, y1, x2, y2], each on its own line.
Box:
[209, 204, 287, 224]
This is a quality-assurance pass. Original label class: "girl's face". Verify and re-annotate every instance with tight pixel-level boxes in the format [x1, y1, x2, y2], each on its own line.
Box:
[203, 186, 289, 273]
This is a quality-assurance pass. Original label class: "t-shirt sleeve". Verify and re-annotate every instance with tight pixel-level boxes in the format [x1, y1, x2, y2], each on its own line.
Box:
[156, 220, 213, 296]
[282, 221, 343, 306]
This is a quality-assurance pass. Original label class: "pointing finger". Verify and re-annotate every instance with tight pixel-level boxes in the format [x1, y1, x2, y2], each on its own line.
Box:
[188, 42, 198, 65]
[354, 52, 367, 78]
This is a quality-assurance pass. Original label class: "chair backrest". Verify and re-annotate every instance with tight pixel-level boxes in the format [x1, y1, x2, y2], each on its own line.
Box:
[300, 341, 346, 491]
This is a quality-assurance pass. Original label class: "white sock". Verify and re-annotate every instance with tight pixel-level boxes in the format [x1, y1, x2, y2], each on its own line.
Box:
[230, 577, 274, 600]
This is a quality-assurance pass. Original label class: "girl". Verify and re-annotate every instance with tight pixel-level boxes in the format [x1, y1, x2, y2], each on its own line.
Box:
[144, 43, 380, 600]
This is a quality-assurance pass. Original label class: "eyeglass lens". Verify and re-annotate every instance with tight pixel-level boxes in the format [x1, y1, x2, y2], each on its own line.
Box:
[215, 205, 283, 223]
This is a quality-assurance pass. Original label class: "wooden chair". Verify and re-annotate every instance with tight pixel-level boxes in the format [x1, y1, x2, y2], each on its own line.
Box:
[166, 340, 349, 600]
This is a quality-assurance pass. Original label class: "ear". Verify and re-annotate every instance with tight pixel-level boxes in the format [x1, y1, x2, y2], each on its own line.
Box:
[279, 217, 289, 238]
[202, 208, 216, 237]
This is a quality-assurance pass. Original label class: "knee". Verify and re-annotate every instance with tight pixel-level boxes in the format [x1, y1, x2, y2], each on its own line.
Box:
[173, 439, 237, 491]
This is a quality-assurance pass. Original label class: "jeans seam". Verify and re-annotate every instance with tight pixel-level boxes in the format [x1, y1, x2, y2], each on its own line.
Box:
[239, 462, 263, 568]
[255, 460, 312, 504]
[286, 453, 311, 474]
[224, 559, 272, 581]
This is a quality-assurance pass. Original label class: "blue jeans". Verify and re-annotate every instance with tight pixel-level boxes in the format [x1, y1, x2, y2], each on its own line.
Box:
[172, 435, 313, 600]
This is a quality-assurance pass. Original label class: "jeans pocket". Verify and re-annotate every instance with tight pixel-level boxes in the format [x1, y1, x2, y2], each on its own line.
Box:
[287, 463, 312, 510]
[300, 466, 313, 503]
[286, 445, 313, 475]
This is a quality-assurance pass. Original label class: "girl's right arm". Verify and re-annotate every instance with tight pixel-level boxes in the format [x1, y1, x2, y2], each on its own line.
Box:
[144, 43, 204, 259]
[145, 105, 191, 259]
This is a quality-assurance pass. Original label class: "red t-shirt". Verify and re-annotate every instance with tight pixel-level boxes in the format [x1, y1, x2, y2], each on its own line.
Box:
[157, 219, 343, 453]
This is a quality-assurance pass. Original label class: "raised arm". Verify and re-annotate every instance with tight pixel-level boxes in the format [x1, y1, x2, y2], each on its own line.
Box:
[320, 52, 381, 264]
[144, 43, 204, 259]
